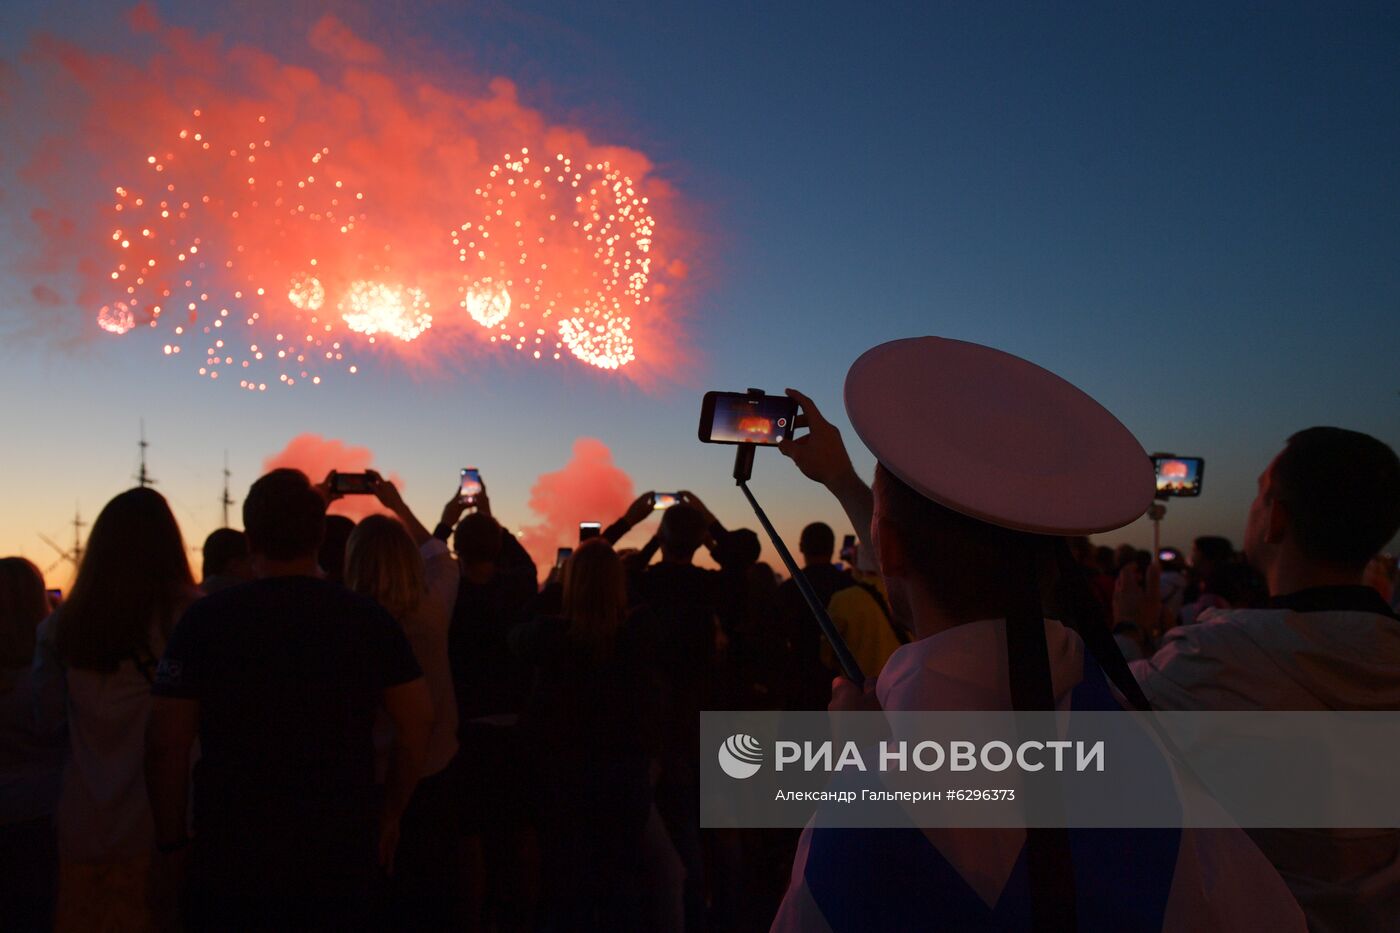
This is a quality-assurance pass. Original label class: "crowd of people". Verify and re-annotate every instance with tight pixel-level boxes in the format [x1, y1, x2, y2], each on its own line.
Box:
[1, 377, 1398, 931]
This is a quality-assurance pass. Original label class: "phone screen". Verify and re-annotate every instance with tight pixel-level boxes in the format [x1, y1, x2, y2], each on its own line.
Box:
[652, 492, 680, 510]
[46, 588, 62, 605]
[459, 467, 483, 502]
[332, 472, 376, 495]
[1152, 456, 1204, 498]
[579, 522, 602, 542]
[1158, 547, 1181, 563]
[698, 391, 797, 445]
[555, 547, 573, 568]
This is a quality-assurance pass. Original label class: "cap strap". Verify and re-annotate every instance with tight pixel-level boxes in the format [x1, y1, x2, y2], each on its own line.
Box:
[1006, 543, 1077, 932]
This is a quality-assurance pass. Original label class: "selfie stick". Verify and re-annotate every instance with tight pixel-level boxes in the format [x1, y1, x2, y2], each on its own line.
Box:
[731, 389, 866, 689]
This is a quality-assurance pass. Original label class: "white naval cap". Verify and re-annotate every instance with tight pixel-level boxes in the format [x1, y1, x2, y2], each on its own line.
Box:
[844, 337, 1153, 535]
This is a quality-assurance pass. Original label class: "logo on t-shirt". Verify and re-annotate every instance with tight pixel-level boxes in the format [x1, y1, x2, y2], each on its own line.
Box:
[154, 658, 183, 685]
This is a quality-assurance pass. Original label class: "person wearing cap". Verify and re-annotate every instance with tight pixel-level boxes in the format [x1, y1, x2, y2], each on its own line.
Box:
[768, 337, 1304, 931]
[1131, 427, 1400, 933]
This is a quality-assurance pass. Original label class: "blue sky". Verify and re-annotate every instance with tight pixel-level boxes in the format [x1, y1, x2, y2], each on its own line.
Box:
[2, 1, 1397, 581]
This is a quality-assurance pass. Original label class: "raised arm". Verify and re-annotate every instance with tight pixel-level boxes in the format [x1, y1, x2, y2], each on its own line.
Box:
[372, 473, 433, 546]
[603, 492, 658, 545]
[777, 388, 875, 557]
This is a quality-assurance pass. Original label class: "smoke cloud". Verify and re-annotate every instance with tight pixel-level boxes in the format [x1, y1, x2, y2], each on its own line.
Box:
[2, 4, 695, 388]
[519, 438, 634, 571]
[261, 432, 401, 522]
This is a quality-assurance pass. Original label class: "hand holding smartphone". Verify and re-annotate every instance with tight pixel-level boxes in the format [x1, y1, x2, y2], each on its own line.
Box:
[459, 467, 483, 505]
[697, 391, 798, 445]
[1152, 456, 1204, 498]
[651, 492, 680, 510]
[330, 472, 378, 495]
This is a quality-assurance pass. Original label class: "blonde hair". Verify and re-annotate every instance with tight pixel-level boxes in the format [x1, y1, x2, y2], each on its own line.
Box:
[561, 538, 627, 653]
[345, 515, 423, 621]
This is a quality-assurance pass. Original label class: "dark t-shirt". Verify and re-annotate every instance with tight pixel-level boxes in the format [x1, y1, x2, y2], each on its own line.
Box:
[778, 563, 855, 709]
[630, 563, 723, 779]
[153, 576, 421, 868]
[449, 572, 536, 720]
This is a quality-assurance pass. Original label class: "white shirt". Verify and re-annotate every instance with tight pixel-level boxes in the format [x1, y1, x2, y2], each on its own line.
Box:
[34, 613, 173, 862]
[772, 618, 1305, 932]
[374, 539, 461, 779]
[1133, 601, 1400, 933]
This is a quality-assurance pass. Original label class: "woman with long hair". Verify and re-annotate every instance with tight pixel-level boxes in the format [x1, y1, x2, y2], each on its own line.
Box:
[515, 537, 682, 932]
[32, 487, 196, 932]
[0, 557, 50, 670]
[1, 557, 64, 931]
[344, 482, 461, 930]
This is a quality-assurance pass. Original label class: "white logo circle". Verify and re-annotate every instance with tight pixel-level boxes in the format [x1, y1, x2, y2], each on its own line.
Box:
[718, 733, 763, 779]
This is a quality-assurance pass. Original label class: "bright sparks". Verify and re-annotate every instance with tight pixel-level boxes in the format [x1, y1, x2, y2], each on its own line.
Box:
[95, 121, 670, 384]
[463, 280, 511, 328]
[452, 152, 657, 371]
[339, 280, 433, 342]
[287, 272, 325, 311]
[96, 301, 136, 335]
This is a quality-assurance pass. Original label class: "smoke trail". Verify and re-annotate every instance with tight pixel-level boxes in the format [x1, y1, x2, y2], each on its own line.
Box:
[519, 437, 634, 571]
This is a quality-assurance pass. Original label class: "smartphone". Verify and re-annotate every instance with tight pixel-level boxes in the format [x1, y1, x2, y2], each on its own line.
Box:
[555, 547, 573, 568]
[652, 492, 680, 511]
[840, 534, 857, 561]
[698, 391, 798, 445]
[579, 521, 602, 542]
[46, 588, 62, 606]
[1152, 456, 1204, 498]
[331, 472, 376, 495]
[1158, 547, 1182, 564]
[459, 467, 483, 504]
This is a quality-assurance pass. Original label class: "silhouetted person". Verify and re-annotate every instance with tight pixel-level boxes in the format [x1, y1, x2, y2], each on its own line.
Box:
[628, 503, 724, 930]
[776, 521, 853, 709]
[0, 557, 63, 932]
[146, 469, 433, 932]
[447, 510, 537, 722]
[346, 477, 462, 931]
[200, 528, 251, 595]
[1133, 428, 1400, 931]
[31, 488, 197, 932]
[514, 539, 682, 931]
[441, 488, 538, 926]
[319, 514, 356, 584]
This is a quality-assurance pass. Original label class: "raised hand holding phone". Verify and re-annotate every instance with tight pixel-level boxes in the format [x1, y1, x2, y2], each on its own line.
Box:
[458, 467, 483, 504]
[370, 472, 407, 512]
[697, 390, 797, 445]
[622, 491, 656, 528]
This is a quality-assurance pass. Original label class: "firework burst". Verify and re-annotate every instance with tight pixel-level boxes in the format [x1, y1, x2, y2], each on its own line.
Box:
[7, 9, 694, 390]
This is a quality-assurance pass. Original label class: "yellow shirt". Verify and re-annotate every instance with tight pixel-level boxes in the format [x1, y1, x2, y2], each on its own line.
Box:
[822, 577, 903, 680]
